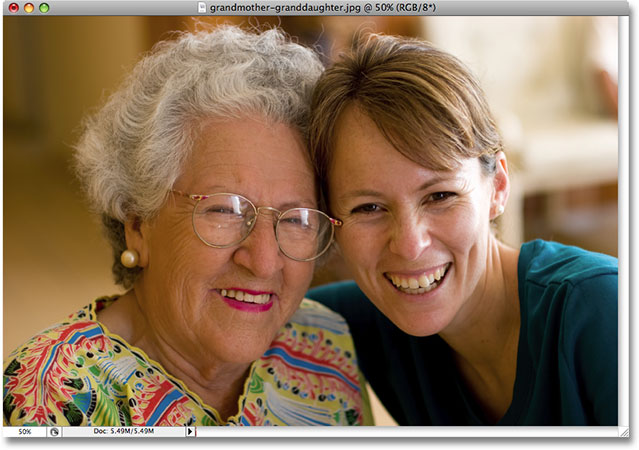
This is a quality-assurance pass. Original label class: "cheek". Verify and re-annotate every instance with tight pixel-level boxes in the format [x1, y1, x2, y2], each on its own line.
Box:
[438, 202, 488, 247]
[439, 213, 476, 250]
[437, 208, 491, 286]
[152, 246, 208, 294]
[148, 222, 224, 287]
[283, 262, 314, 301]
[335, 229, 375, 267]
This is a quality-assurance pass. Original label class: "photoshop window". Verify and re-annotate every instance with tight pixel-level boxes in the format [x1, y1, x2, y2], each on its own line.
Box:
[2, 0, 631, 440]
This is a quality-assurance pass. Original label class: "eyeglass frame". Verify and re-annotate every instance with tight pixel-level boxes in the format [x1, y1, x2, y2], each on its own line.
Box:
[171, 190, 343, 262]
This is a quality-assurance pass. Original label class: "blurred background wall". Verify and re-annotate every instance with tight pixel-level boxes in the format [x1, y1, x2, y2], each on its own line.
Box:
[3, 15, 618, 425]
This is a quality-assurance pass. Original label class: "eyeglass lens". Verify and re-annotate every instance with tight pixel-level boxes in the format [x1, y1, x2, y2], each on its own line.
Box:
[192, 193, 333, 260]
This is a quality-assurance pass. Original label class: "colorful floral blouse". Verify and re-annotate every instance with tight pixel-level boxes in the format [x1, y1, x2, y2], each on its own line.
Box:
[3, 297, 373, 426]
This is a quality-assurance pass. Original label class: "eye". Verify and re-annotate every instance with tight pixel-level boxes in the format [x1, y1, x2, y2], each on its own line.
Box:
[281, 216, 303, 226]
[351, 203, 383, 214]
[203, 205, 240, 215]
[428, 192, 456, 203]
[197, 204, 246, 223]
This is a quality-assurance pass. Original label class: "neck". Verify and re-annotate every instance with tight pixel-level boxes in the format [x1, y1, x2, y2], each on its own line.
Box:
[438, 236, 521, 423]
[97, 289, 251, 421]
[439, 236, 520, 360]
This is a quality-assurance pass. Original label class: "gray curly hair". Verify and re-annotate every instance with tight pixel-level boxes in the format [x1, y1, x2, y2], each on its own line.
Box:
[74, 25, 324, 288]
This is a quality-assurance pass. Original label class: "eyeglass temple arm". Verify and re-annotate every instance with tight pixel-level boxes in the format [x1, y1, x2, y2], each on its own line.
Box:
[330, 218, 343, 227]
[171, 190, 208, 201]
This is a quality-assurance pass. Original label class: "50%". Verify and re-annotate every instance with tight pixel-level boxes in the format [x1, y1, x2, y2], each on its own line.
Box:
[375, 3, 395, 11]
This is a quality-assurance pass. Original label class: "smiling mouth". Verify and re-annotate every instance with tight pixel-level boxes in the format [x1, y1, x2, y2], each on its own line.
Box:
[386, 263, 451, 295]
[220, 289, 272, 305]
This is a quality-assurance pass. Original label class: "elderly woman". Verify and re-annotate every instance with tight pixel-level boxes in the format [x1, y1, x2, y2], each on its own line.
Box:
[307, 34, 618, 425]
[3, 26, 372, 427]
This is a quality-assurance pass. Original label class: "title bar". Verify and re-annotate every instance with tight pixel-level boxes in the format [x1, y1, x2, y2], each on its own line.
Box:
[3, 1, 630, 16]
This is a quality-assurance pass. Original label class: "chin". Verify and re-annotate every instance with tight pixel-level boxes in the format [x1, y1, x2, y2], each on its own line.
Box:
[391, 315, 444, 337]
[219, 344, 268, 365]
[375, 294, 450, 337]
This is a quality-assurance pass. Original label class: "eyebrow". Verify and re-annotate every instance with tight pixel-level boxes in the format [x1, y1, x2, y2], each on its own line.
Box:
[193, 188, 316, 210]
[194, 185, 227, 195]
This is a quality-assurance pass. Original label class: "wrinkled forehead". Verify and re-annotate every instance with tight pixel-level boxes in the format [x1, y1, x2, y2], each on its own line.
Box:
[179, 115, 318, 206]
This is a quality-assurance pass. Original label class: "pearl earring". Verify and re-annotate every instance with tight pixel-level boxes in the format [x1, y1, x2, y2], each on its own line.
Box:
[120, 249, 139, 268]
[497, 205, 505, 216]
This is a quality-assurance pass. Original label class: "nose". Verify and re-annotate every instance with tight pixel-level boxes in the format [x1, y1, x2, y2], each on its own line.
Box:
[232, 209, 285, 279]
[388, 211, 431, 261]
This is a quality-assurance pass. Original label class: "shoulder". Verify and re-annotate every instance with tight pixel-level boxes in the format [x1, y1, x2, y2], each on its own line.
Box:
[518, 240, 618, 363]
[519, 239, 617, 312]
[518, 240, 617, 352]
[5, 311, 107, 363]
[268, 297, 360, 373]
[517, 242, 618, 424]
[3, 301, 117, 426]
[4, 297, 117, 360]
[255, 299, 368, 425]
[519, 239, 617, 286]
[286, 298, 351, 336]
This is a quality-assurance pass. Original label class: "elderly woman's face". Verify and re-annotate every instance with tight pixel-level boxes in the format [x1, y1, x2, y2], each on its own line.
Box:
[136, 116, 316, 365]
[328, 105, 502, 337]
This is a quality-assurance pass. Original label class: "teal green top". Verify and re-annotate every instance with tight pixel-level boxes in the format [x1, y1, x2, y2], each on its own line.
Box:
[308, 240, 618, 425]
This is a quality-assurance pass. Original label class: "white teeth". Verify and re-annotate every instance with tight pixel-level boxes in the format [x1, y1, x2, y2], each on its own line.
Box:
[388, 264, 449, 294]
[221, 289, 271, 304]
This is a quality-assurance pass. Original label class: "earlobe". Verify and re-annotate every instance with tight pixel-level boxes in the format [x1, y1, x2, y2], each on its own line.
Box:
[123, 217, 150, 268]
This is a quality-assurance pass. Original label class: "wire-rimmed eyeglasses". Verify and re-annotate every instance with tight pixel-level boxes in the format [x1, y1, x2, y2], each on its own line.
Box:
[171, 191, 342, 262]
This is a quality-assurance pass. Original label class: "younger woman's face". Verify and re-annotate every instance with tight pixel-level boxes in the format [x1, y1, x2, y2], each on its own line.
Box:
[328, 105, 504, 337]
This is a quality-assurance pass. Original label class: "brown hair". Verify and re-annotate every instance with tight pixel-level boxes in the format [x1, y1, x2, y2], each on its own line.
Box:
[309, 33, 503, 207]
